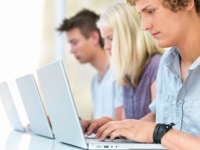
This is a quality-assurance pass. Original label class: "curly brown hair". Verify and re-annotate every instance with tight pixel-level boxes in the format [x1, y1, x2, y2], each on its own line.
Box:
[127, 0, 200, 14]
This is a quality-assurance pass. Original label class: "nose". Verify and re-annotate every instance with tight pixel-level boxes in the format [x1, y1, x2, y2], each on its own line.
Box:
[104, 40, 112, 54]
[70, 46, 76, 54]
[141, 16, 152, 31]
[104, 40, 112, 53]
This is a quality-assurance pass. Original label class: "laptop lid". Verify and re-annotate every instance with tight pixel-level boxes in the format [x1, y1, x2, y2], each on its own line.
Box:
[15, 74, 54, 138]
[36, 60, 88, 149]
[0, 81, 25, 132]
[36, 60, 167, 150]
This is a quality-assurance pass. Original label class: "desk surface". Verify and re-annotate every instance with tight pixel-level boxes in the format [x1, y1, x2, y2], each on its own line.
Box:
[0, 128, 167, 150]
[0, 129, 83, 150]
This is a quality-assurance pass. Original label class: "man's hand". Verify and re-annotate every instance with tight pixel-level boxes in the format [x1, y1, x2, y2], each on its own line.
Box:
[95, 119, 156, 143]
[80, 117, 113, 135]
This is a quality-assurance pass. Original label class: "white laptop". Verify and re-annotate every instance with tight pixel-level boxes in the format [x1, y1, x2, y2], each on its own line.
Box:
[15, 74, 54, 139]
[36, 60, 167, 149]
[0, 81, 28, 132]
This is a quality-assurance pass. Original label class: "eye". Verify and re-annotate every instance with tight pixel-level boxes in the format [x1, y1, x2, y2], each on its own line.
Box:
[107, 37, 113, 42]
[147, 9, 156, 14]
[70, 40, 78, 45]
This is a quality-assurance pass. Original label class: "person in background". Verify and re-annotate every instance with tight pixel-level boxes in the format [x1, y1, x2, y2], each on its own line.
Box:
[57, 9, 123, 120]
[82, 2, 164, 134]
[89, 0, 200, 149]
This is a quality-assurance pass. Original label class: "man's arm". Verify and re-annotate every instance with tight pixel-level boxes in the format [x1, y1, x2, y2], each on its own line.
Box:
[138, 80, 156, 122]
[114, 106, 124, 120]
[95, 119, 200, 149]
[162, 128, 200, 150]
[140, 112, 155, 122]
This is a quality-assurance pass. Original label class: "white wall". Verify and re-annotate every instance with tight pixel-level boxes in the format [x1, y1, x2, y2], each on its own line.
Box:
[0, 0, 44, 128]
[0, 1, 125, 131]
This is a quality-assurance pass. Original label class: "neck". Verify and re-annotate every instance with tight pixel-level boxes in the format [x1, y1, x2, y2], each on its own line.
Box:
[90, 47, 110, 82]
[176, 11, 200, 65]
[178, 46, 200, 66]
[98, 62, 109, 82]
[180, 60, 189, 83]
[178, 47, 200, 83]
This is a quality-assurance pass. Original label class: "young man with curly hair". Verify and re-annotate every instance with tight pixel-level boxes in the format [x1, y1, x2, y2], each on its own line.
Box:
[84, 0, 200, 149]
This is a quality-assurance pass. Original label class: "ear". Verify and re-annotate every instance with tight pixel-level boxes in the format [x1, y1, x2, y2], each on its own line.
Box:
[90, 31, 100, 45]
[185, 0, 195, 11]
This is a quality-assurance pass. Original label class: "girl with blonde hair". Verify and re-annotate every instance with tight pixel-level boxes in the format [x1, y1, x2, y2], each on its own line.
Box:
[97, 2, 164, 119]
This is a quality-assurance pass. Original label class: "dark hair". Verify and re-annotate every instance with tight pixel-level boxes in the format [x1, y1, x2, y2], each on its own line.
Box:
[127, 0, 200, 15]
[57, 9, 104, 48]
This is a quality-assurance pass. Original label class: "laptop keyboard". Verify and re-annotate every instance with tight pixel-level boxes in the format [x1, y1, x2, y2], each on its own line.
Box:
[86, 137, 136, 143]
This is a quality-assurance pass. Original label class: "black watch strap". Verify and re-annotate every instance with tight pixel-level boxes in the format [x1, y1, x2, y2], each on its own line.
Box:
[153, 122, 175, 144]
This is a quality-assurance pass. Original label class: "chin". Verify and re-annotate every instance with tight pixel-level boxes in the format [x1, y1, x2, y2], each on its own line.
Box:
[79, 60, 88, 64]
[106, 51, 111, 56]
[79, 61, 85, 64]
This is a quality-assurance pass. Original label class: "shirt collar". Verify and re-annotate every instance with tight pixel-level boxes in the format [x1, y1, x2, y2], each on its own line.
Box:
[165, 47, 181, 78]
[164, 47, 200, 77]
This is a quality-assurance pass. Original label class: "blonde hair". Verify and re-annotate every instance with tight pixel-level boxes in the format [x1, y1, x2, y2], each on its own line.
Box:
[97, 2, 164, 87]
[126, 0, 137, 6]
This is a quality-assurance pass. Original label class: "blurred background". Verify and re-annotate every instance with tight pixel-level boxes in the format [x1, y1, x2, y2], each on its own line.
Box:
[0, 0, 123, 130]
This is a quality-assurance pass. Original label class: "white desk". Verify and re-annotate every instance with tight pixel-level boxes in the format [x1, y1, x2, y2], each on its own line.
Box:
[0, 127, 167, 150]
[0, 129, 84, 150]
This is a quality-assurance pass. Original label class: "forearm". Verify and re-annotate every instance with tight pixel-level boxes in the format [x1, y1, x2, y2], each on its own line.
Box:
[162, 129, 200, 150]
[114, 106, 124, 120]
[140, 112, 155, 122]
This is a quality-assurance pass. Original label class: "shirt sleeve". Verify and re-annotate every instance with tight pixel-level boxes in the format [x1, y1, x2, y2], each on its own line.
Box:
[149, 100, 156, 113]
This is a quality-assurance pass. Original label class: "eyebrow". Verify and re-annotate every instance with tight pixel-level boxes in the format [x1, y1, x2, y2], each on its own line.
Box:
[140, 4, 151, 13]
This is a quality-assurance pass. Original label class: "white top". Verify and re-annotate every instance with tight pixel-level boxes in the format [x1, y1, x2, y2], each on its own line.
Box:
[91, 67, 123, 119]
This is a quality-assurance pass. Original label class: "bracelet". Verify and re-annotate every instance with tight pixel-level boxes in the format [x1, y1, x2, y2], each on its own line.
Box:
[153, 122, 175, 144]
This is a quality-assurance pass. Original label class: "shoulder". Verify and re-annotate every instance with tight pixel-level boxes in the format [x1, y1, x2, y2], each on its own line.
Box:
[91, 73, 99, 87]
[146, 54, 162, 72]
[144, 54, 162, 82]
[156, 47, 179, 87]
[159, 47, 178, 66]
[146, 47, 177, 73]
[104, 66, 117, 81]
[148, 54, 162, 66]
